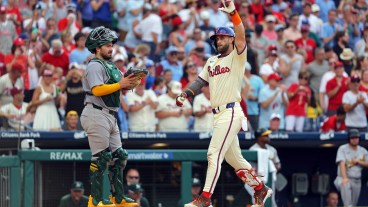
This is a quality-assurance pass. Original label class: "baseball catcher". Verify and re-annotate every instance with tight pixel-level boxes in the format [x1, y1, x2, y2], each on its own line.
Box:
[82, 26, 142, 207]
[176, 0, 272, 206]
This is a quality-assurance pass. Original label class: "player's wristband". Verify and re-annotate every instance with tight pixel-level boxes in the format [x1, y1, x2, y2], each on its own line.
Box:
[184, 89, 195, 97]
[230, 11, 242, 26]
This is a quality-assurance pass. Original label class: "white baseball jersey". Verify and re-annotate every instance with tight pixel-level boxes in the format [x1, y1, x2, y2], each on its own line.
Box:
[126, 89, 158, 131]
[199, 48, 247, 108]
[156, 94, 191, 131]
[0, 102, 28, 130]
[0, 74, 24, 106]
[193, 93, 213, 132]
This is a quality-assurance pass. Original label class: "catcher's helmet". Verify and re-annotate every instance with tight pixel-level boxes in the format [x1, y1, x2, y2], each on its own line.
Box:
[85, 26, 118, 53]
[210, 27, 235, 40]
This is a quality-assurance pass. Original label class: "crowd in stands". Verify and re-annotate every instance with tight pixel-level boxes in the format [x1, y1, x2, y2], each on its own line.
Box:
[1, 0, 368, 132]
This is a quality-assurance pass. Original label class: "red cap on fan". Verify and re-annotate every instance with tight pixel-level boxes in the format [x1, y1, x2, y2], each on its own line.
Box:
[13, 38, 25, 46]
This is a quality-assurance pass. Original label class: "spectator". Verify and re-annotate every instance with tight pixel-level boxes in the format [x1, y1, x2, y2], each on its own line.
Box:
[57, 3, 81, 38]
[41, 18, 60, 48]
[58, 181, 88, 207]
[354, 23, 368, 56]
[283, 14, 302, 41]
[162, 69, 173, 89]
[326, 61, 349, 116]
[269, 113, 281, 132]
[259, 73, 288, 130]
[4, 38, 27, 72]
[127, 183, 150, 207]
[262, 15, 277, 41]
[177, 178, 202, 207]
[0, 6, 16, 54]
[307, 48, 329, 101]
[207, 0, 230, 28]
[0, 87, 30, 130]
[125, 168, 141, 187]
[352, 54, 368, 77]
[295, 24, 317, 64]
[298, 2, 320, 35]
[272, 24, 286, 52]
[334, 129, 368, 207]
[156, 81, 192, 131]
[62, 110, 81, 131]
[169, 15, 189, 48]
[342, 74, 368, 132]
[177, 0, 200, 34]
[5, 0, 22, 35]
[31, 69, 61, 131]
[279, 40, 305, 87]
[184, 28, 212, 56]
[305, 90, 323, 131]
[325, 191, 339, 207]
[311, 4, 323, 36]
[198, 10, 215, 50]
[333, 31, 349, 60]
[285, 71, 311, 132]
[69, 32, 92, 65]
[251, 24, 269, 68]
[23, 3, 46, 34]
[116, 0, 144, 43]
[193, 85, 213, 132]
[0, 62, 24, 106]
[250, 128, 281, 207]
[155, 46, 183, 81]
[53, 0, 67, 24]
[77, 0, 93, 27]
[180, 61, 198, 89]
[126, 79, 158, 131]
[316, 0, 336, 22]
[259, 45, 279, 83]
[134, 3, 163, 62]
[61, 31, 76, 55]
[245, 31, 259, 75]
[42, 39, 70, 77]
[339, 48, 355, 76]
[239, 3, 255, 31]
[243, 62, 264, 130]
[321, 10, 341, 49]
[90, 0, 114, 29]
[60, 67, 85, 116]
[320, 105, 346, 132]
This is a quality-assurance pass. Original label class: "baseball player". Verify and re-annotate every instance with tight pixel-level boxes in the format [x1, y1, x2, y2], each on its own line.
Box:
[334, 129, 368, 206]
[176, 1, 272, 206]
[82, 26, 140, 207]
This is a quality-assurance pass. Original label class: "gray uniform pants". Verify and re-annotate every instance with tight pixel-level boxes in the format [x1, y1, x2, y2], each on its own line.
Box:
[81, 104, 121, 155]
[335, 176, 361, 206]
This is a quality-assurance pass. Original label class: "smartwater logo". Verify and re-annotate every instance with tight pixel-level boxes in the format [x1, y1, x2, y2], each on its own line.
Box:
[128, 152, 173, 160]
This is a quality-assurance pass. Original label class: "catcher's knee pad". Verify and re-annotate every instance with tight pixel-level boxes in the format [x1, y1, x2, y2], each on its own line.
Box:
[112, 147, 128, 169]
[235, 168, 263, 188]
[90, 148, 113, 172]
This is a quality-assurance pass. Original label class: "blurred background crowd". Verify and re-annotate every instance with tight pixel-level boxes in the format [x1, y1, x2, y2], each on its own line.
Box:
[1, 0, 368, 132]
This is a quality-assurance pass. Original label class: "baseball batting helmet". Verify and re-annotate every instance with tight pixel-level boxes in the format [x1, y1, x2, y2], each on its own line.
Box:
[85, 26, 118, 53]
[210, 27, 235, 53]
[210, 27, 235, 40]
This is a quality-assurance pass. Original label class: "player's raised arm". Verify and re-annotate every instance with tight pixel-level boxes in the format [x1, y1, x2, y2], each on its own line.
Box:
[219, 0, 246, 53]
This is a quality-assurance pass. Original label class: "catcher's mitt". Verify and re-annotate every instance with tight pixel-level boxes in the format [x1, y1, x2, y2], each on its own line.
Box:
[123, 67, 148, 90]
[124, 67, 148, 78]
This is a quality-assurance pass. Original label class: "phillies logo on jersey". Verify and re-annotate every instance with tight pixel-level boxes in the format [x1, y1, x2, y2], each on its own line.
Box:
[207, 65, 230, 77]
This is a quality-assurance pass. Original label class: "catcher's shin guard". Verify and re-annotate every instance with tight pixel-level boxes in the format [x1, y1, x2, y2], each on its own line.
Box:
[108, 148, 138, 207]
[235, 168, 263, 189]
[89, 148, 114, 206]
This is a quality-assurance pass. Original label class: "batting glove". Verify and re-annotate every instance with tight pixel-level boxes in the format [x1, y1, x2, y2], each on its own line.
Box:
[176, 92, 187, 107]
[218, 0, 236, 14]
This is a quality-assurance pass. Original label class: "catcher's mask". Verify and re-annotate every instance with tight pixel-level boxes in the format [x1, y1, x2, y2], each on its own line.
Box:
[85, 26, 118, 53]
[210, 27, 235, 54]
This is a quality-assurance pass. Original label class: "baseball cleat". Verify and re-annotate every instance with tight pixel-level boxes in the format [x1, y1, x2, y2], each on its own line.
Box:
[88, 195, 116, 207]
[184, 194, 213, 207]
[251, 185, 272, 207]
[110, 196, 139, 207]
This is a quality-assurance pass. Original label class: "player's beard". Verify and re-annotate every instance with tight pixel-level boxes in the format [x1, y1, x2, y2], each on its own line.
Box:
[217, 44, 230, 54]
[101, 51, 113, 61]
